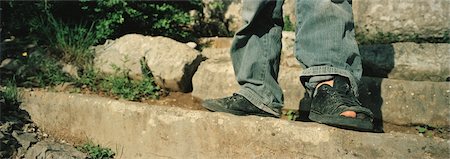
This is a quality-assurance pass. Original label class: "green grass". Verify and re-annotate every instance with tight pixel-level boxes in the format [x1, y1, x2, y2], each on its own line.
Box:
[77, 142, 115, 159]
[0, 79, 20, 105]
[29, 13, 97, 69]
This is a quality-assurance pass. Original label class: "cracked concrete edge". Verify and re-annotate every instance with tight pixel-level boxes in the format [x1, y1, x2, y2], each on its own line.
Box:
[19, 90, 450, 159]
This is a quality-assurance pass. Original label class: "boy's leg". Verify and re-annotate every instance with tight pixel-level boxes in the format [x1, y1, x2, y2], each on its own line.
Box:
[202, 0, 284, 117]
[295, 0, 373, 130]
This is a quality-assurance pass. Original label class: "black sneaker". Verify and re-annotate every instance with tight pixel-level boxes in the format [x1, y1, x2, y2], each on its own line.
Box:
[202, 94, 278, 118]
[308, 76, 374, 131]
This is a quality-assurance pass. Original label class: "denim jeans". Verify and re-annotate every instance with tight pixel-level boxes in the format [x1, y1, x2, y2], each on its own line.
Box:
[230, 0, 361, 117]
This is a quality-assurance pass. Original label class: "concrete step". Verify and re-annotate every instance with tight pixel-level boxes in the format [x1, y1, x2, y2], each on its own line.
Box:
[200, 34, 450, 82]
[192, 54, 450, 128]
[20, 91, 449, 158]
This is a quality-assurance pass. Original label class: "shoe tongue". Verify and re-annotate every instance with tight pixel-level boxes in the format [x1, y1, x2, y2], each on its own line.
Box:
[333, 76, 351, 91]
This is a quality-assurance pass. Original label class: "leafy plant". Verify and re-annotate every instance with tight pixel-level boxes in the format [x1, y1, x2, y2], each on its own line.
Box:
[99, 58, 159, 101]
[415, 125, 437, 138]
[11, 51, 73, 87]
[193, 0, 233, 37]
[284, 110, 299, 121]
[283, 16, 295, 31]
[416, 126, 427, 134]
[77, 142, 115, 159]
[79, 0, 201, 42]
[356, 30, 450, 44]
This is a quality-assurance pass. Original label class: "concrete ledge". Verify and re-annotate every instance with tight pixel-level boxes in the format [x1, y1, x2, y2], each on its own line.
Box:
[193, 50, 450, 127]
[20, 91, 449, 158]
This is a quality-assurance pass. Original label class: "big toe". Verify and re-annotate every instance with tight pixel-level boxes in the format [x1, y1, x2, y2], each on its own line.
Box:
[340, 111, 356, 118]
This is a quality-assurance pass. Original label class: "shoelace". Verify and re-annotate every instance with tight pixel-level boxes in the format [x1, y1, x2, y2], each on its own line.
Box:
[338, 91, 361, 107]
[330, 82, 363, 109]
[226, 93, 242, 103]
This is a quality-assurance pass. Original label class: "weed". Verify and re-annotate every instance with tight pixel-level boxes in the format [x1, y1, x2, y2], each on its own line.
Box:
[283, 16, 295, 32]
[98, 58, 159, 101]
[284, 110, 299, 121]
[77, 142, 115, 159]
[416, 126, 427, 134]
[76, 67, 102, 92]
[10, 51, 73, 87]
[356, 30, 450, 44]
[415, 125, 448, 138]
[0, 79, 20, 105]
[29, 13, 97, 69]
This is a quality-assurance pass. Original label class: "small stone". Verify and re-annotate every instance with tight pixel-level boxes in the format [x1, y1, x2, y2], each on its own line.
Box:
[186, 42, 197, 49]
[62, 64, 79, 79]
[12, 130, 38, 150]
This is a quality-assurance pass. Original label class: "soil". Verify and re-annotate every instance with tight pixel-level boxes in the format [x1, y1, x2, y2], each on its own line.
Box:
[143, 92, 206, 111]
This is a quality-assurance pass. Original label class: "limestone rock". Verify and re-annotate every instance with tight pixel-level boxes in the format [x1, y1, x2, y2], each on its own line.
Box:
[94, 34, 202, 92]
[12, 131, 38, 151]
[209, 0, 449, 41]
[25, 140, 87, 159]
[186, 42, 197, 49]
[192, 53, 239, 99]
[61, 63, 79, 79]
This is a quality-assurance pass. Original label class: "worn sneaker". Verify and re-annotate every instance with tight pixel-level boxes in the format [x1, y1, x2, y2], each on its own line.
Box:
[308, 76, 374, 131]
[202, 94, 278, 118]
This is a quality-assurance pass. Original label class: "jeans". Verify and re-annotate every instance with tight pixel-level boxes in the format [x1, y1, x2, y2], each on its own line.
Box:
[230, 0, 361, 117]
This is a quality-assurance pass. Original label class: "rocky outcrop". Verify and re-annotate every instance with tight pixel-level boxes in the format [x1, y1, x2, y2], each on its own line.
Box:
[94, 34, 203, 92]
[213, 0, 449, 41]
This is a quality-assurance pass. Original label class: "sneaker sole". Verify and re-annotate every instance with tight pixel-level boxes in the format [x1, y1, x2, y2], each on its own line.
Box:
[202, 101, 247, 116]
[309, 112, 373, 131]
[202, 101, 277, 118]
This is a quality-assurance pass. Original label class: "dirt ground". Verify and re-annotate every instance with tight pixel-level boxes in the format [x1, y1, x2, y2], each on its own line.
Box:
[143, 92, 206, 111]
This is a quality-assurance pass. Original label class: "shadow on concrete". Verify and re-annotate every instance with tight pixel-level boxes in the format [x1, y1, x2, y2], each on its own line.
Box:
[358, 44, 395, 133]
